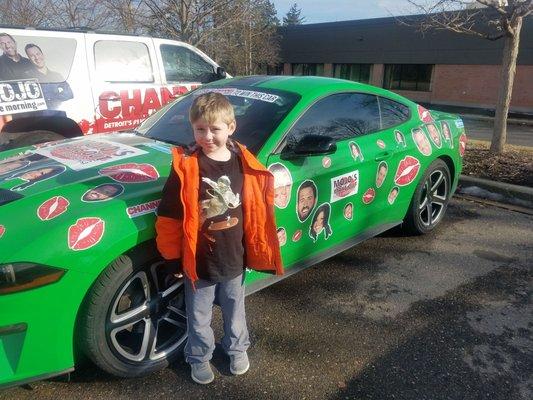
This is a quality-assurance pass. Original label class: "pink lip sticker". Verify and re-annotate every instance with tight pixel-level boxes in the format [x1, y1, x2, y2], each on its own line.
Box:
[395, 156, 421, 186]
[68, 217, 105, 251]
[459, 134, 467, 157]
[377, 139, 386, 149]
[322, 156, 332, 168]
[37, 196, 70, 221]
[0, 225, 5, 238]
[418, 105, 434, 123]
[292, 229, 302, 242]
[362, 188, 375, 204]
[99, 163, 159, 183]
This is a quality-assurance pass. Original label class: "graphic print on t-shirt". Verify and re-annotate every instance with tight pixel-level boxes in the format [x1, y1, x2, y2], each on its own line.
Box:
[200, 175, 241, 236]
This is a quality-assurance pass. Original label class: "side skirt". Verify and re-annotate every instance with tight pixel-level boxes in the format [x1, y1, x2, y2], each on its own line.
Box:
[0, 367, 75, 390]
[245, 221, 402, 296]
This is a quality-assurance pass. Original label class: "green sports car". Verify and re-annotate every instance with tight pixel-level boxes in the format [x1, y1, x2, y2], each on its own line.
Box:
[0, 76, 466, 388]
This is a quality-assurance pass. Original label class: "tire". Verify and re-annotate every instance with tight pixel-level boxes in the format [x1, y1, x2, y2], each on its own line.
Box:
[403, 159, 451, 235]
[78, 243, 187, 378]
[0, 130, 65, 151]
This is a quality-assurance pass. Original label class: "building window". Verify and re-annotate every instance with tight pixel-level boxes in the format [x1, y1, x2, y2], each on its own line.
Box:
[383, 64, 433, 92]
[291, 63, 324, 76]
[266, 64, 284, 75]
[333, 64, 371, 83]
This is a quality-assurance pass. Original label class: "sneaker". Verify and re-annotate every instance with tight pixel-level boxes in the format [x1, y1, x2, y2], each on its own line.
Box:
[190, 362, 214, 384]
[229, 352, 250, 375]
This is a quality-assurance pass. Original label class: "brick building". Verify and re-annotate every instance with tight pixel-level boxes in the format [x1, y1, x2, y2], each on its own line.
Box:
[275, 14, 533, 115]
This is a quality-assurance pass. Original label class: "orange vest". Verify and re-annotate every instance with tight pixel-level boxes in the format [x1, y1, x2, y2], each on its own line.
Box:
[155, 142, 283, 283]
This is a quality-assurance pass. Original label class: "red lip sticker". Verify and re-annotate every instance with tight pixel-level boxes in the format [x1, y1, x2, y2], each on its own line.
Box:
[362, 188, 375, 204]
[459, 134, 467, 157]
[99, 163, 159, 183]
[292, 229, 302, 242]
[37, 196, 70, 221]
[322, 156, 331, 168]
[377, 139, 386, 149]
[0, 225, 5, 238]
[417, 105, 434, 123]
[395, 156, 421, 186]
[68, 217, 105, 251]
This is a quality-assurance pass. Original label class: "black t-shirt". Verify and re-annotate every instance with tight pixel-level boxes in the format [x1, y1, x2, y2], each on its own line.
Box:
[196, 150, 245, 282]
[0, 54, 33, 80]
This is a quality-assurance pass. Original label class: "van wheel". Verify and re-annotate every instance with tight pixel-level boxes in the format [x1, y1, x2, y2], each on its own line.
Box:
[403, 159, 451, 235]
[78, 246, 187, 378]
[0, 130, 65, 151]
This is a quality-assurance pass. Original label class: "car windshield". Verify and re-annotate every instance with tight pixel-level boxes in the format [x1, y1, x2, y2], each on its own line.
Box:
[135, 86, 300, 153]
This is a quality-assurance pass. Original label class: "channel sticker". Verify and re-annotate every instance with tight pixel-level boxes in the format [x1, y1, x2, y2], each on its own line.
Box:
[126, 199, 161, 218]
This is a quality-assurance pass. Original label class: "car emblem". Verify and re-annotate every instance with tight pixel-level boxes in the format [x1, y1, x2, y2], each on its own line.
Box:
[394, 156, 421, 186]
[362, 188, 375, 204]
[459, 134, 467, 157]
[68, 217, 105, 251]
[37, 196, 70, 221]
[99, 163, 160, 183]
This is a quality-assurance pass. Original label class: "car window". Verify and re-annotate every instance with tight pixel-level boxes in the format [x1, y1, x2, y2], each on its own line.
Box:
[160, 44, 216, 83]
[136, 86, 300, 154]
[379, 97, 410, 129]
[285, 93, 380, 149]
[94, 40, 154, 83]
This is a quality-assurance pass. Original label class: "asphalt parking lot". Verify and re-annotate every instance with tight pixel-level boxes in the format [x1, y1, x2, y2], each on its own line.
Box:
[1, 198, 531, 400]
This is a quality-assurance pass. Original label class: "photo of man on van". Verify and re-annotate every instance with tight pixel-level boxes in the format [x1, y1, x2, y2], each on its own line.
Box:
[0, 32, 33, 80]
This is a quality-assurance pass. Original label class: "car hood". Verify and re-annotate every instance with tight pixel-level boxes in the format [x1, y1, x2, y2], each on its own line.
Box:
[0, 133, 174, 205]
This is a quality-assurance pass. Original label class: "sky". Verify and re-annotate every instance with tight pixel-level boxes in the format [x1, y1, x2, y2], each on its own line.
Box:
[272, 0, 428, 24]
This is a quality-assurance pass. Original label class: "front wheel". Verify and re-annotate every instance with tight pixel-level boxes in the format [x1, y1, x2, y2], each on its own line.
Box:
[403, 159, 451, 235]
[78, 245, 187, 377]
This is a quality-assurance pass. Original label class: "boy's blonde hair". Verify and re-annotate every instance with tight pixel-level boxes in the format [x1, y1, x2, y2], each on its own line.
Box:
[189, 92, 235, 125]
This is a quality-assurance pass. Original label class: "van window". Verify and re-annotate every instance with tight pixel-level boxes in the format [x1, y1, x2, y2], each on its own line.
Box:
[160, 44, 216, 83]
[0, 35, 76, 83]
[94, 40, 154, 83]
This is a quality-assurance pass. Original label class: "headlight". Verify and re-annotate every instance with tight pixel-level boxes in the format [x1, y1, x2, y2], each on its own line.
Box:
[0, 263, 65, 295]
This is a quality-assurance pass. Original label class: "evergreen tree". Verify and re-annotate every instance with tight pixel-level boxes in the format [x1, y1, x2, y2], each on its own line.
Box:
[283, 3, 305, 25]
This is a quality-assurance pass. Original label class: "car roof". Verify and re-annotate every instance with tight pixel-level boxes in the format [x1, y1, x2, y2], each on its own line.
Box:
[215, 75, 412, 104]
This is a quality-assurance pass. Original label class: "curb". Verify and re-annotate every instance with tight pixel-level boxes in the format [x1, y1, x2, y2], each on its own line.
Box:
[459, 114, 533, 127]
[457, 175, 533, 210]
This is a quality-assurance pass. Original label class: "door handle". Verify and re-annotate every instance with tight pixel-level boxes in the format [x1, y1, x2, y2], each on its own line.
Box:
[374, 151, 392, 161]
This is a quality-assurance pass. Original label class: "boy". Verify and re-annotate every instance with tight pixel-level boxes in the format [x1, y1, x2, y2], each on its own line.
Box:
[155, 92, 283, 384]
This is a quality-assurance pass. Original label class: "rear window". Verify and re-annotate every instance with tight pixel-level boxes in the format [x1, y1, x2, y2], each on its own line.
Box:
[137, 86, 300, 153]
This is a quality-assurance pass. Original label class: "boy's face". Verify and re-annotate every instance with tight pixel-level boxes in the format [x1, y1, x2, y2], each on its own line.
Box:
[192, 117, 236, 154]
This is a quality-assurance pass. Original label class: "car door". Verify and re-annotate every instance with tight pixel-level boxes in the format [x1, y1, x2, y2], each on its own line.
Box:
[266, 92, 386, 269]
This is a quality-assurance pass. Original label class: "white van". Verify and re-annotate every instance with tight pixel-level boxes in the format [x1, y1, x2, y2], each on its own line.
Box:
[0, 27, 226, 148]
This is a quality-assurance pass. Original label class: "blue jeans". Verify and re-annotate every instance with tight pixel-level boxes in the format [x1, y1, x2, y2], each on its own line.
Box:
[184, 273, 250, 364]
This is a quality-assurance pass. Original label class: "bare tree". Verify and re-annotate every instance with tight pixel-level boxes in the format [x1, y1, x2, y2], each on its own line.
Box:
[47, 0, 114, 29]
[402, 0, 533, 153]
[0, 0, 53, 27]
[103, 0, 147, 34]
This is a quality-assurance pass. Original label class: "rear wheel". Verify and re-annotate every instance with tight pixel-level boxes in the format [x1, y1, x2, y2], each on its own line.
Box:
[78, 244, 187, 377]
[403, 159, 451, 235]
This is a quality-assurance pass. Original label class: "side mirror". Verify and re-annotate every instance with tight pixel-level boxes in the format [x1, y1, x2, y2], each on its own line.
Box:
[216, 67, 227, 79]
[288, 134, 337, 157]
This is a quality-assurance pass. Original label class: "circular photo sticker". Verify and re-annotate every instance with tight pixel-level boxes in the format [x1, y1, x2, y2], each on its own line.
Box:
[309, 203, 332, 242]
[349, 141, 364, 162]
[268, 163, 293, 209]
[376, 161, 388, 188]
[82, 183, 125, 202]
[441, 121, 453, 147]
[459, 133, 467, 157]
[292, 229, 303, 242]
[0, 159, 30, 176]
[277, 227, 287, 246]
[426, 123, 442, 148]
[296, 180, 317, 222]
[411, 128, 432, 157]
[388, 186, 400, 205]
[322, 156, 332, 168]
[394, 130, 406, 147]
[343, 202, 353, 221]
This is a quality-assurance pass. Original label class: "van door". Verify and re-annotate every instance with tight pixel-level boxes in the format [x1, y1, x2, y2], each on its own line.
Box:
[85, 34, 164, 134]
